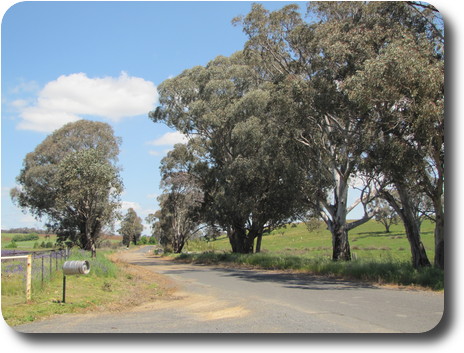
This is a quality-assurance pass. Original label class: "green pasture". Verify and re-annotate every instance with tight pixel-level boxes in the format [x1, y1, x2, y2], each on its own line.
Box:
[1, 232, 58, 250]
[181, 220, 441, 290]
[185, 219, 436, 263]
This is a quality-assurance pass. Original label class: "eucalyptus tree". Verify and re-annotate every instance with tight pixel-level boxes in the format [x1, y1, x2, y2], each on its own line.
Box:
[342, 2, 444, 268]
[235, 3, 379, 261]
[11, 120, 123, 257]
[235, 1, 444, 268]
[371, 197, 399, 234]
[152, 144, 205, 253]
[150, 52, 305, 253]
[119, 208, 144, 246]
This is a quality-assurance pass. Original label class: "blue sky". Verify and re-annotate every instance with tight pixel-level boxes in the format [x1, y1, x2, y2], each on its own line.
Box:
[0, 0, 453, 235]
[1, 0, 298, 233]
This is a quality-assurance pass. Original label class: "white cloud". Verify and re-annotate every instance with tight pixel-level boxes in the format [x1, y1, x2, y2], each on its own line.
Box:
[16, 72, 158, 132]
[120, 201, 142, 213]
[146, 193, 158, 200]
[11, 80, 40, 94]
[148, 148, 172, 156]
[10, 99, 29, 108]
[1, 186, 11, 198]
[148, 131, 188, 146]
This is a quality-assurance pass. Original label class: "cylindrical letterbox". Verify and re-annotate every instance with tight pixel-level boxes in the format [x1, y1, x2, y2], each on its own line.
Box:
[62, 260, 90, 275]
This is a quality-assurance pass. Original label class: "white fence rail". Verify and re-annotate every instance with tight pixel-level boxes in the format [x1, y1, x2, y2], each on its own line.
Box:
[1, 254, 32, 301]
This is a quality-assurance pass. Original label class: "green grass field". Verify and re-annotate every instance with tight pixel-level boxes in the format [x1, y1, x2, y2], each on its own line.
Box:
[185, 219, 435, 263]
[1, 233, 59, 250]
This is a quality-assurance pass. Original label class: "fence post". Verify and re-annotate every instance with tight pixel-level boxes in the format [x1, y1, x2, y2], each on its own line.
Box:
[26, 254, 32, 302]
[41, 256, 44, 287]
[62, 275, 66, 303]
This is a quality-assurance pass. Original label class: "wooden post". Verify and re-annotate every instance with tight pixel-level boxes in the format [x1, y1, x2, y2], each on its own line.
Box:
[41, 256, 44, 287]
[1, 255, 33, 303]
[26, 254, 32, 302]
[62, 275, 66, 303]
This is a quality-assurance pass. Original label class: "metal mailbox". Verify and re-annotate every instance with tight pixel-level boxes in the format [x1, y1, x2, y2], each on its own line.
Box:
[62, 260, 90, 275]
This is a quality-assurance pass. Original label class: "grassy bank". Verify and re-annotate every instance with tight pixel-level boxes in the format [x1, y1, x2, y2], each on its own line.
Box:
[184, 220, 436, 262]
[179, 220, 442, 290]
[1, 249, 163, 326]
[175, 252, 443, 290]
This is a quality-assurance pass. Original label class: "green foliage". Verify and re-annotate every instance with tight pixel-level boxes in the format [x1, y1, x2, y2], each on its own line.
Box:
[5, 240, 17, 249]
[11, 120, 123, 256]
[12, 233, 39, 242]
[151, 1, 444, 267]
[151, 52, 307, 254]
[118, 208, 144, 246]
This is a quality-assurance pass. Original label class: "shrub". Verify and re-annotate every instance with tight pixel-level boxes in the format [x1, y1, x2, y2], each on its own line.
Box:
[5, 240, 17, 249]
[12, 233, 39, 242]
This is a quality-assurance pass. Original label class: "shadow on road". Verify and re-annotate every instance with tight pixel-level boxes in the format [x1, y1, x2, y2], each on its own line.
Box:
[216, 267, 378, 291]
[129, 255, 378, 292]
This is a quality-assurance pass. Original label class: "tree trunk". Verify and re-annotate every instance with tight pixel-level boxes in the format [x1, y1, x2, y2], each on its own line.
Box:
[84, 236, 97, 258]
[227, 227, 254, 254]
[383, 221, 391, 233]
[328, 172, 352, 261]
[172, 232, 185, 253]
[434, 207, 444, 269]
[332, 223, 351, 261]
[255, 233, 263, 253]
[384, 184, 430, 268]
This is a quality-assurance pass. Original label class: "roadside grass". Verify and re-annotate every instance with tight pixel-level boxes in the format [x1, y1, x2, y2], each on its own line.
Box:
[1, 249, 163, 327]
[180, 219, 442, 290]
[176, 252, 443, 290]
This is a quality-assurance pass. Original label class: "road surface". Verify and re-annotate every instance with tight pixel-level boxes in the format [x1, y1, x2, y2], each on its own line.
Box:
[14, 246, 444, 333]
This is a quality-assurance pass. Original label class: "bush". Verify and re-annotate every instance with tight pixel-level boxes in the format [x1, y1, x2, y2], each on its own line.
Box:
[5, 240, 17, 249]
[12, 233, 39, 242]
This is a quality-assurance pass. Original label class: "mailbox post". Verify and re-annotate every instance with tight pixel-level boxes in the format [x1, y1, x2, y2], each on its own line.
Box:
[62, 260, 90, 303]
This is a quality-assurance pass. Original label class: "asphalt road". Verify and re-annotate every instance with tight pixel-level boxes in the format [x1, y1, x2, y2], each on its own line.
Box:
[14, 246, 444, 333]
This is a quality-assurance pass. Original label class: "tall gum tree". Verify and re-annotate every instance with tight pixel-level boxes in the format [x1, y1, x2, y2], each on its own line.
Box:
[235, 3, 379, 261]
[119, 208, 144, 246]
[11, 120, 123, 257]
[150, 52, 305, 253]
[342, 2, 444, 268]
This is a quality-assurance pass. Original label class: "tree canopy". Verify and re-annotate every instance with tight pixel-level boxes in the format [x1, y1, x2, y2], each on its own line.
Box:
[150, 52, 306, 253]
[150, 2, 444, 268]
[119, 208, 144, 247]
[11, 120, 123, 256]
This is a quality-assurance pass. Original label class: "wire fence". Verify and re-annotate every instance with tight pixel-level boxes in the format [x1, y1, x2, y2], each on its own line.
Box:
[1, 248, 72, 303]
